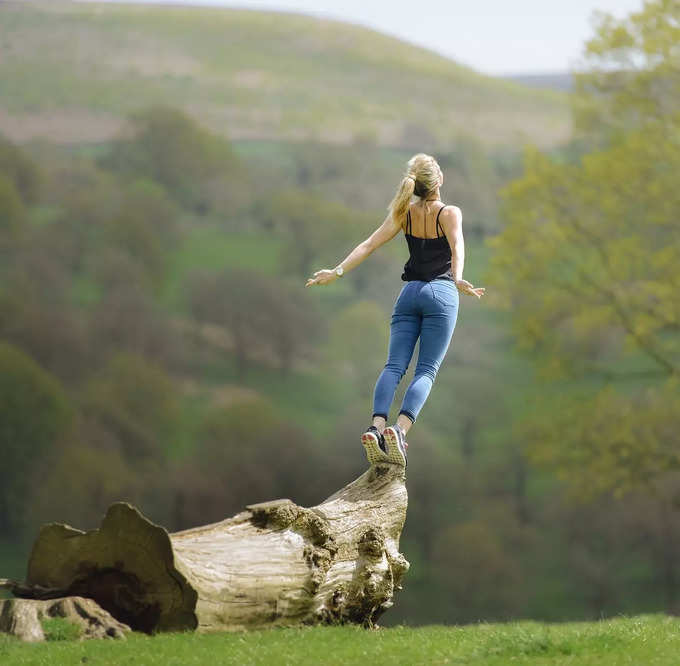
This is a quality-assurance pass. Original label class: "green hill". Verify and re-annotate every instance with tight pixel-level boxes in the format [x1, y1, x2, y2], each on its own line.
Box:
[0, 1, 570, 148]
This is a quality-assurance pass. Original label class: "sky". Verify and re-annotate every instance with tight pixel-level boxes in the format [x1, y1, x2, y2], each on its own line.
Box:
[92, 0, 645, 75]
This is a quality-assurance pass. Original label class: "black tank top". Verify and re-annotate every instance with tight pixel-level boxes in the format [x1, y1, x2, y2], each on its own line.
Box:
[401, 203, 454, 282]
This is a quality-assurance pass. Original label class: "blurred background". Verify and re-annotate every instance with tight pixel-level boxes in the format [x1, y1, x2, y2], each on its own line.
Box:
[0, 0, 678, 625]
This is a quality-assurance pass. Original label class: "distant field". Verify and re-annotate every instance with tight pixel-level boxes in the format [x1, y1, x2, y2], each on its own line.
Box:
[1, 614, 678, 665]
[161, 227, 283, 312]
[0, 2, 570, 149]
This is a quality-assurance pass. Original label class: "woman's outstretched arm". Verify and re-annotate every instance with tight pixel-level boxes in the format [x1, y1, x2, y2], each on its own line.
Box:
[305, 213, 402, 287]
[439, 206, 485, 299]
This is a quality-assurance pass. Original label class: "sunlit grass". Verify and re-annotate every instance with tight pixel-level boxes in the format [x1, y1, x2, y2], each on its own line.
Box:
[1, 615, 678, 665]
[0, 2, 570, 149]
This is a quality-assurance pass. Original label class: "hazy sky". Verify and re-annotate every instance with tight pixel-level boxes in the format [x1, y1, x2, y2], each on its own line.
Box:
[93, 0, 644, 75]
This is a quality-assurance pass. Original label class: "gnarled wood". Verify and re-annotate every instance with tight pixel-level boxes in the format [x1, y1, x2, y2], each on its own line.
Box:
[10, 461, 408, 633]
[0, 596, 130, 642]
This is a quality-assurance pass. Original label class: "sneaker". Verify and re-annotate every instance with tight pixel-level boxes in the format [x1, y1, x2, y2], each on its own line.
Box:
[361, 425, 387, 465]
[383, 425, 408, 467]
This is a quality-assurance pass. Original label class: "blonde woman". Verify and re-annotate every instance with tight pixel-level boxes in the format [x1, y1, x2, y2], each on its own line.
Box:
[306, 153, 484, 467]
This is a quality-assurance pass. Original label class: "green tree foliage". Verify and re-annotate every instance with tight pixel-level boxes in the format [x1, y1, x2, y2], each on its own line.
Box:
[188, 267, 323, 377]
[0, 134, 41, 203]
[26, 440, 136, 532]
[431, 518, 525, 622]
[102, 179, 180, 290]
[90, 284, 181, 367]
[573, 0, 680, 139]
[438, 136, 510, 239]
[172, 399, 324, 527]
[47, 157, 179, 289]
[101, 106, 248, 215]
[0, 291, 89, 385]
[82, 353, 180, 461]
[0, 342, 73, 532]
[323, 301, 389, 400]
[0, 175, 25, 239]
[266, 189, 371, 278]
[488, 0, 680, 498]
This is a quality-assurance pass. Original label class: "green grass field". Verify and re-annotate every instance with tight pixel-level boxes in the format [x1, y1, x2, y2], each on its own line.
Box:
[0, 2, 570, 149]
[1, 615, 678, 665]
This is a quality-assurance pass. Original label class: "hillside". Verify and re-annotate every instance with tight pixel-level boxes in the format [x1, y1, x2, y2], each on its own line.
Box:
[504, 72, 574, 92]
[0, 1, 570, 148]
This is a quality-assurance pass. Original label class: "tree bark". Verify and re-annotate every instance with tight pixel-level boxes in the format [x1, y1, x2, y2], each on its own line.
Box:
[5, 460, 408, 634]
[0, 596, 130, 642]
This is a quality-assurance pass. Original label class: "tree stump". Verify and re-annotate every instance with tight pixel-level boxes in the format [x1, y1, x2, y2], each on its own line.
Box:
[4, 460, 408, 633]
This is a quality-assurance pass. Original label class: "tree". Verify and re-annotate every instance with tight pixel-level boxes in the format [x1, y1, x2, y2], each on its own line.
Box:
[81, 353, 180, 462]
[431, 519, 524, 622]
[172, 399, 325, 527]
[188, 268, 323, 378]
[323, 301, 389, 400]
[0, 343, 73, 533]
[487, 0, 680, 497]
[0, 175, 25, 240]
[89, 277, 181, 367]
[0, 134, 40, 204]
[573, 0, 680, 140]
[101, 106, 248, 215]
[102, 179, 180, 290]
[266, 189, 369, 278]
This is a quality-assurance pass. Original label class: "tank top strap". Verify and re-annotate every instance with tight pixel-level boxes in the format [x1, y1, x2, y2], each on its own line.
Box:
[435, 204, 448, 238]
[406, 209, 412, 235]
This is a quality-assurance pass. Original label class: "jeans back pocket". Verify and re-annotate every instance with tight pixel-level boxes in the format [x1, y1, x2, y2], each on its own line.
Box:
[430, 280, 458, 307]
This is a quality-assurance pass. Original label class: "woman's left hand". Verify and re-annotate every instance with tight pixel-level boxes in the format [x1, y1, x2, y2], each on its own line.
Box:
[305, 269, 338, 287]
[455, 279, 486, 298]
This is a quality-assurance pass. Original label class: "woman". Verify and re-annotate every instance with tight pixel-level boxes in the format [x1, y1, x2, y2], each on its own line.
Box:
[306, 153, 485, 467]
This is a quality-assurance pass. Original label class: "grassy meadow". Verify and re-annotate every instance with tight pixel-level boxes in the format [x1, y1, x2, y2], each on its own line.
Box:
[0, 2, 569, 148]
[1, 615, 679, 665]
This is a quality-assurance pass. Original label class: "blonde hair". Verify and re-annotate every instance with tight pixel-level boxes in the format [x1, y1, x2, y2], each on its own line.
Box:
[388, 153, 443, 227]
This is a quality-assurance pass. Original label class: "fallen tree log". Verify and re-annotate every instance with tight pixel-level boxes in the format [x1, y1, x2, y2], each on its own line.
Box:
[0, 596, 130, 642]
[4, 458, 408, 634]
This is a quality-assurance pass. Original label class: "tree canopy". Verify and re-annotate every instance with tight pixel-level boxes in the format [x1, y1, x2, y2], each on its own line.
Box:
[488, 0, 680, 498]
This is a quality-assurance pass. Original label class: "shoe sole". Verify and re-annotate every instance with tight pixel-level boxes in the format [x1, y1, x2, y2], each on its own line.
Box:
[383, 427, 407, 467]
[361, 431, 387, 465]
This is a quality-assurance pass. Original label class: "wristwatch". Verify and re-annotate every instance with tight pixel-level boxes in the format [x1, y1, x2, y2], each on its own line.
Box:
[335, 266, 344, 277]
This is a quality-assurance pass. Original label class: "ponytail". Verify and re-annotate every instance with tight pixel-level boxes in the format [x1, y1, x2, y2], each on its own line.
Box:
[389, 154, 442, 228]
[388, 175, 415, 228]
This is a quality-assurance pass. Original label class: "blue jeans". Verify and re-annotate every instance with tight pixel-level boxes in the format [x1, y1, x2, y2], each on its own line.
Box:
[372, 279, 459, 424]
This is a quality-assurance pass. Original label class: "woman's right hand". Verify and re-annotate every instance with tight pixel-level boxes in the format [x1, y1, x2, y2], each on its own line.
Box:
[305, 269, 338, 287]
[455, 279, 485, 298]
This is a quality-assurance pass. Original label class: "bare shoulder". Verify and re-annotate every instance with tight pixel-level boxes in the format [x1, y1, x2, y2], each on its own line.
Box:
[439, 204, 462, 229]
[441, 204, 462, 219]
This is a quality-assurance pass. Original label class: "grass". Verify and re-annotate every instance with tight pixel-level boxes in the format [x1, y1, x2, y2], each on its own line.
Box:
[0, 2, 570, 149]
[1, 615, 678, 665]
[39, 618, 82, 642]
[160, 226, 283, 313]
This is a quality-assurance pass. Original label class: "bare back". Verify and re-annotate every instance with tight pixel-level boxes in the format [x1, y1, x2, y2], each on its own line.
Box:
[403, 200, 449, 239]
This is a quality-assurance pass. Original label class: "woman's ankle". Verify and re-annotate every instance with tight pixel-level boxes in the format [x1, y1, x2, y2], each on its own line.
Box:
[396, 414, 413, 435]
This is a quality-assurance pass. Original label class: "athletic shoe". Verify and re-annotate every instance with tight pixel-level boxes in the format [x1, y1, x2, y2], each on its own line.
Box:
[383, 425, 408, 467]
[361, 425, 387, 465]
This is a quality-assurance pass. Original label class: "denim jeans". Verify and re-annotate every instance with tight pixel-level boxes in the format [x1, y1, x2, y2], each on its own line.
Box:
[372, 279, 459, 424]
